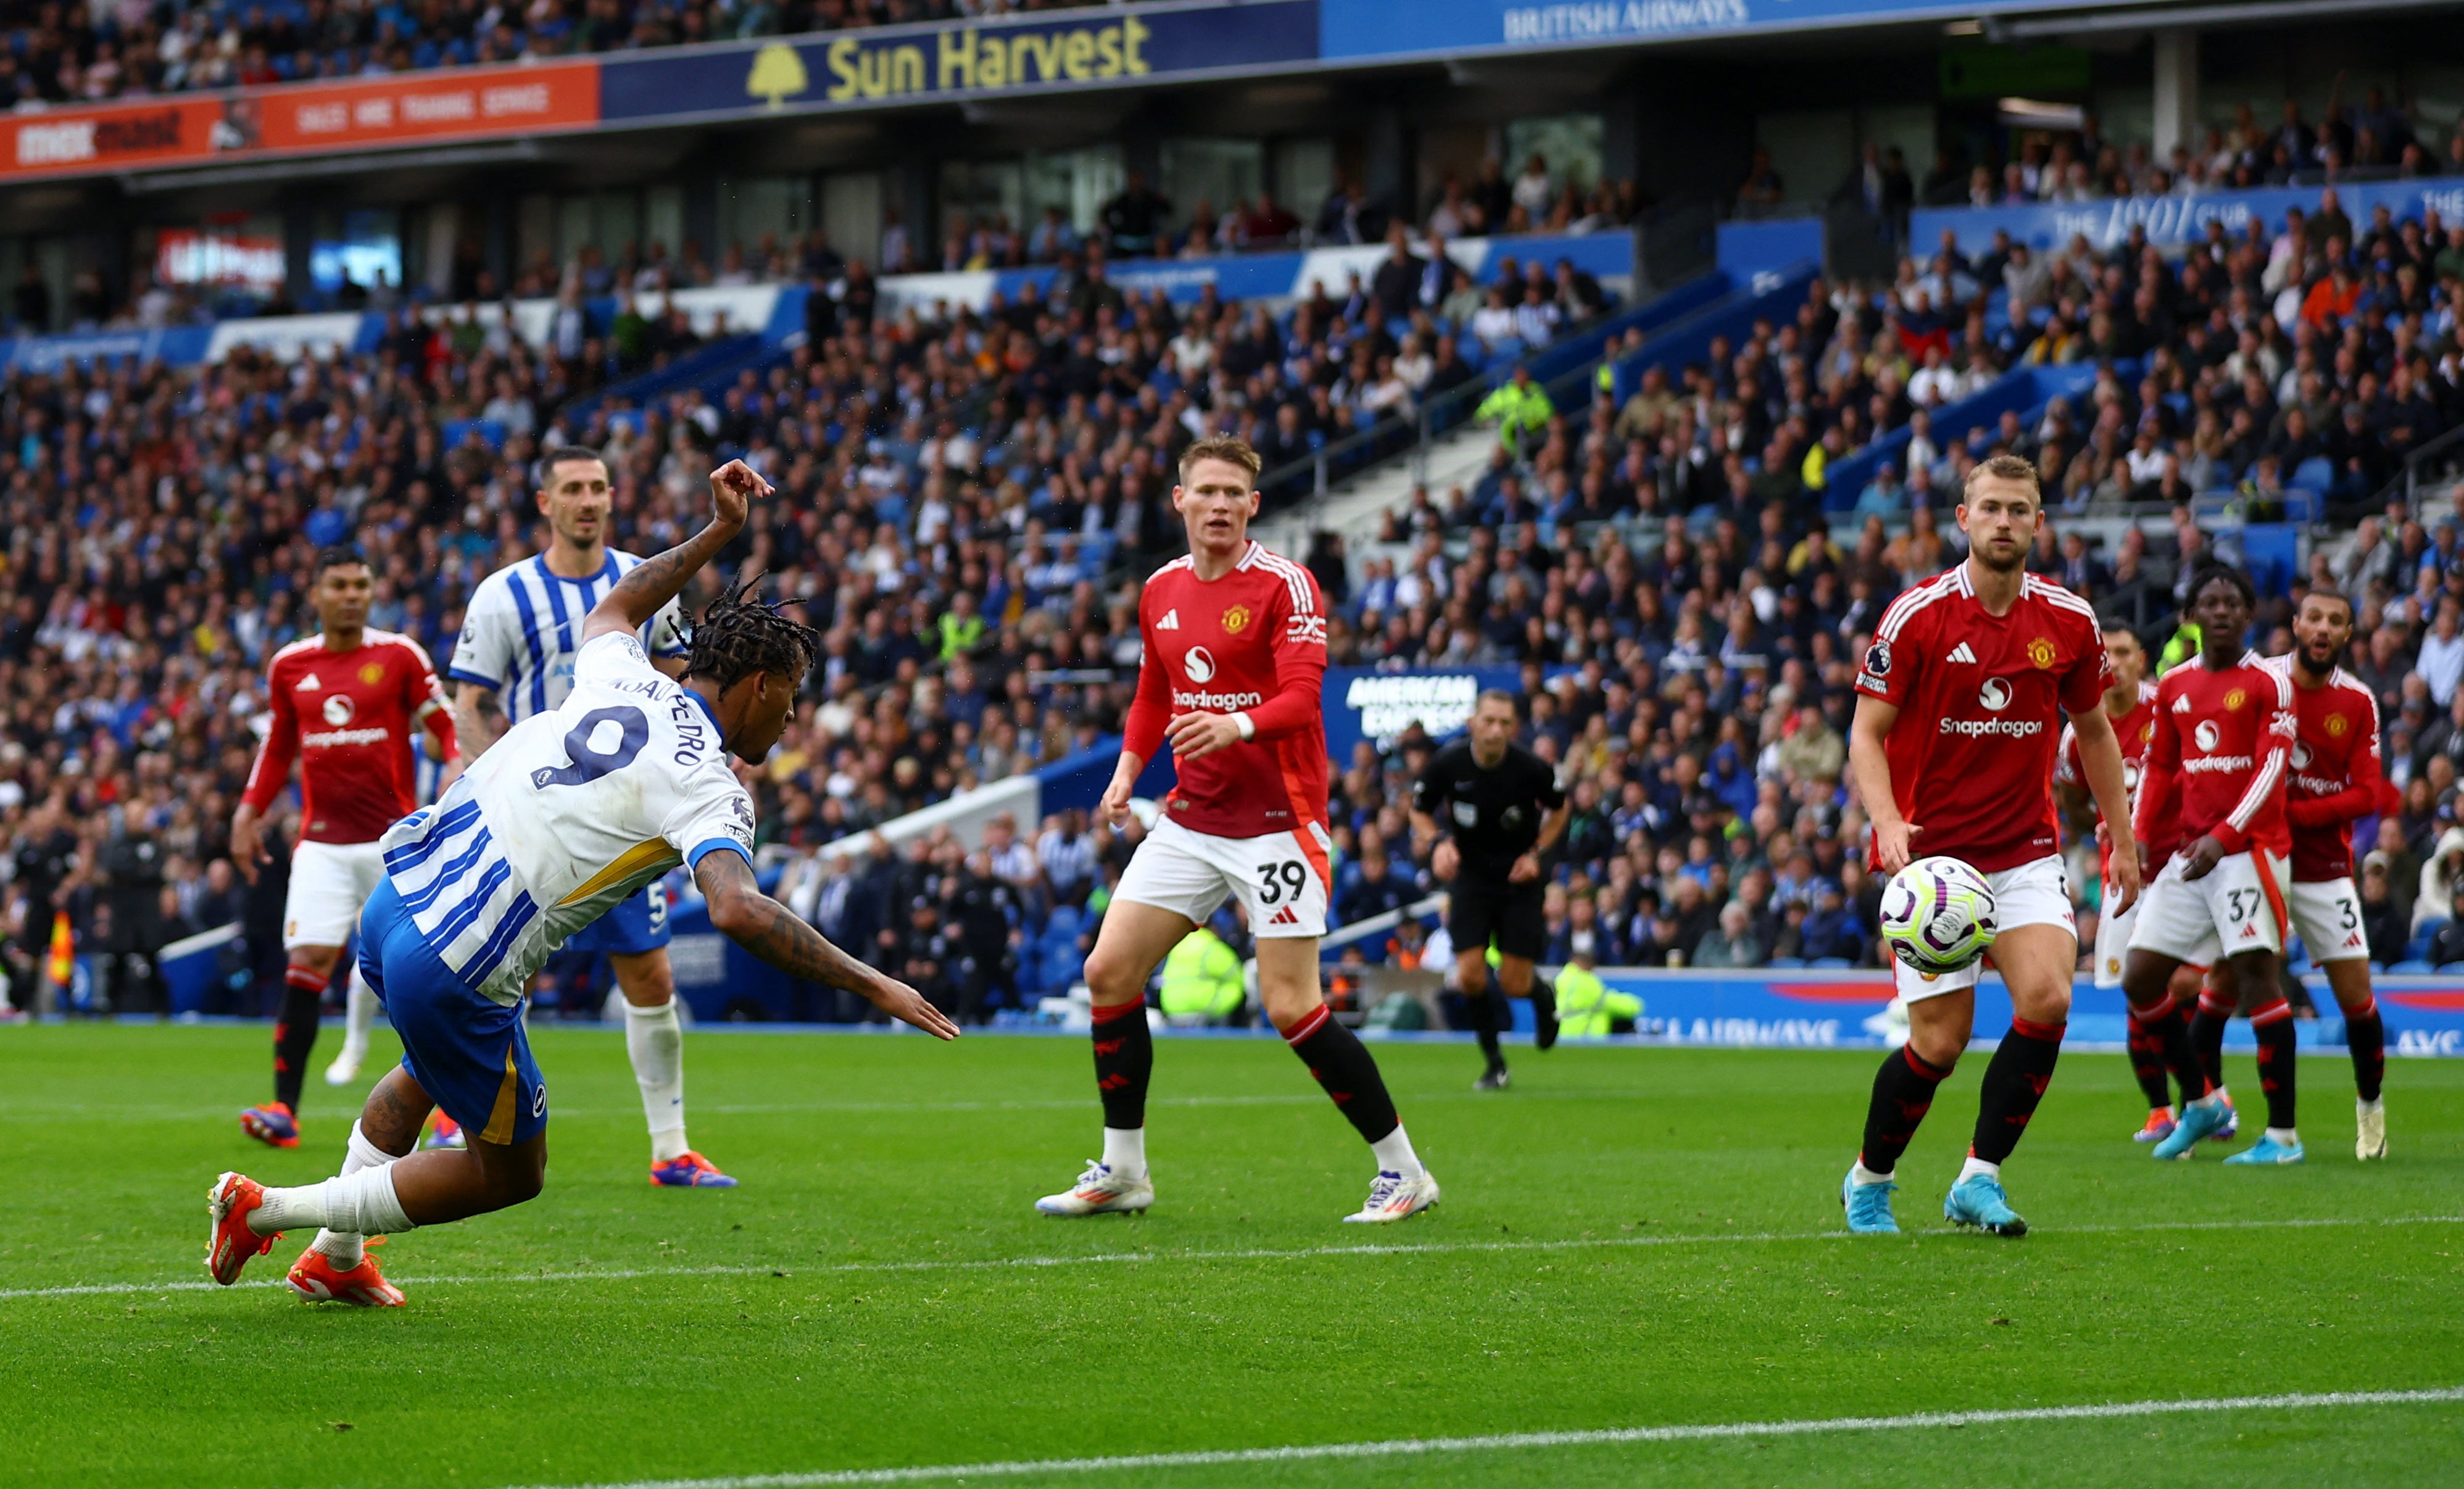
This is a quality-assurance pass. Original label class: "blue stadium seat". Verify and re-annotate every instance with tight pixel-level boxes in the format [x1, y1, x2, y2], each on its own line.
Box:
[2288, 456, 2334, 492]
[1768, 956, 1806, 968]
[1810, 957, 1852, 969]
[2391, 960, 2435, 973]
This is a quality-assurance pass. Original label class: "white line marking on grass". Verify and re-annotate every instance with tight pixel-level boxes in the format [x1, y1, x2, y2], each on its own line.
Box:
[10, 1213, 2457, 1303]
[501, 1387, 2464, 1488]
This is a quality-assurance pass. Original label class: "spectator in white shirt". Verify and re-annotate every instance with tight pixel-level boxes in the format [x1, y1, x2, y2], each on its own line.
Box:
[2420, 598, 2464, 707]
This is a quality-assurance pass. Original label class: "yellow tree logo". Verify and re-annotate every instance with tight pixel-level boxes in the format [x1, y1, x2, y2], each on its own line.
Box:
[747, 44, 809, 110]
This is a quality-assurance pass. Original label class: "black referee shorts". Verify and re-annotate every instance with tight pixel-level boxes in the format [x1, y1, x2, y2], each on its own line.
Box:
[1446, 873, 1547, 963]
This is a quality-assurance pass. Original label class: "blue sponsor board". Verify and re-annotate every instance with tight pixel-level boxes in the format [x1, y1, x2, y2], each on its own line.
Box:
[1912, 176, 2464, 259]
[1319, 0, 2119, 62]
[1322, 666, 1525, 765]
[600, 0, 1317, 125]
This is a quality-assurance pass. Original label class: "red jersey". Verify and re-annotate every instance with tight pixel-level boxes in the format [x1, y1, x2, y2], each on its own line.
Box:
[1122, 540, 1330, 842]
[1855, 566, 2110, 873]
[2262, 656, 2384, 882]
[2056, 678, 2170, 873]
[241, 629, 452, 845]
[2133, 650, 2292, 860]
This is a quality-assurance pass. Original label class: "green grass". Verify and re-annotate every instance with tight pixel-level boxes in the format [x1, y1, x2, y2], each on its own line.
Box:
[2, 1023, 2460, 1488]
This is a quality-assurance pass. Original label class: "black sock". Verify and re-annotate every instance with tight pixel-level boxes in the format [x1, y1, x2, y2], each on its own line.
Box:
[2190, 987, 2230, 1093]
[1282, 1004, 1401, 1145]
[1090, 999, 1151, 1132]
[2253, 1000, 2298, 1130]
[2134, 992, 2213, 1103]
[2125, 1008, 2175, 1111]
[1858, 1045, 1950, 1176]
[2346, 996, 2385, 1103]
[272, 965, 326, 1111]
[1971, 1018, 2064, 1164]
[1530, 976, 1558, 1049]
[1468, 971, 1504, 1069]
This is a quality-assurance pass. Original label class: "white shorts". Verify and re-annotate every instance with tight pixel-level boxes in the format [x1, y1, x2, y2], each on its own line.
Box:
[2092, 880, 2217, 986]
[1114, 816, 1332, 939]
[284, 838, 389, 949]
[2126, 850, 2289, 963]
[1895, 853, 2076, 1003]
[2288, 877, 2370, 964]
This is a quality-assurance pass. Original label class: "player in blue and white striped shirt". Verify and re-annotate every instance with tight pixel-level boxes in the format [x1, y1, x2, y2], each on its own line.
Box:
[438, 447, 718, 1185]
[207, 462, 958, 1306]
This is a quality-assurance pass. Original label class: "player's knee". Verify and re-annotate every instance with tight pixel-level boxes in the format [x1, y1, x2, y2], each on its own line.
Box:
[616, 958, 676, 1007]
[289, 945, 344, 978]
[1908, 1029, 1965, 1069]
[1081, 946, 1142, 1005]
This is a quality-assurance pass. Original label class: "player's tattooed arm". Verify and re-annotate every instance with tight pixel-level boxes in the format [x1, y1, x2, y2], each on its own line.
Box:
[582, 460, 771, 643]
[453, 681, 507, 757]
[695, 849, 960, 1040]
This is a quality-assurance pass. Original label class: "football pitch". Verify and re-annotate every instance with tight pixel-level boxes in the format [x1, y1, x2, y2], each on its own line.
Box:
[4, 1023, 2461, 1488]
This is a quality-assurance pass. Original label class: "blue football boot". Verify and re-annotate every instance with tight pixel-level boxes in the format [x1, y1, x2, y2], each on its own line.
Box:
[1842, 1169, 1899, 1234]
[2222, 1134, 2305, 1166]
[1943, 1172, 2028, 1237]
[2153, 1094, 2235, 1160]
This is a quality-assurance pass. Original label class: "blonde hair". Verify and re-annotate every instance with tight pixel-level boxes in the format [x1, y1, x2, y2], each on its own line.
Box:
[1962, 453, 2042, 504]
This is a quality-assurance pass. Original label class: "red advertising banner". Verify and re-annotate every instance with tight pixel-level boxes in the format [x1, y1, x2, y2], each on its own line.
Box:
[0, 60, 600, 181]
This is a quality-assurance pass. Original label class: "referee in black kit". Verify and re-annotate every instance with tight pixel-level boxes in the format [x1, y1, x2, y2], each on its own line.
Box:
[1409, 689, 1570, 1090]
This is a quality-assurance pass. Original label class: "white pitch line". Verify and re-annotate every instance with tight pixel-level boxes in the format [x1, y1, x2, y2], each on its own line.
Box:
[502, 1386, 2464, 1489]
[9, 1213, 2457, 1304]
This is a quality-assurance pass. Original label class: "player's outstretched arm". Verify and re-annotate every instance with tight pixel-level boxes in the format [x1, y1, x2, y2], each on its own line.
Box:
[581, 460, 771, 644]
[694, 850, 960, 1039]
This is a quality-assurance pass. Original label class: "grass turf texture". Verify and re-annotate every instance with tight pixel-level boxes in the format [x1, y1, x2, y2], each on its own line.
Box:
[2, 1024, 2459, 1488]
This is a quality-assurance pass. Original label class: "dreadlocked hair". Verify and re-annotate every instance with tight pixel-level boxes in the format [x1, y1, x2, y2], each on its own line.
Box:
[684, 576, 819, 693]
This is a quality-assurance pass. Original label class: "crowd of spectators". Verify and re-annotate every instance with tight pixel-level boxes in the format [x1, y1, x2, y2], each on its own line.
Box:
[1599, 186, 2464, 525]
[1741, 91, 2464, 220]
[0, 0, 1113, 104]
[12, 146, 2464, 1028]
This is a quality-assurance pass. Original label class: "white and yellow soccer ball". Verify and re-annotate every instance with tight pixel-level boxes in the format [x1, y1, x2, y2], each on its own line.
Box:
[1878, 855, 1999, 974]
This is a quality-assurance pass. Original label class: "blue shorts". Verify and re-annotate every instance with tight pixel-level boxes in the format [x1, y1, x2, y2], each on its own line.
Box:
[566, 884, 671, 955]
[357, 877, 549, 1146]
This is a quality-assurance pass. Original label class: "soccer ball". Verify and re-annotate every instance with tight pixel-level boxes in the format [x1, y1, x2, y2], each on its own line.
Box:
[1878, 856, 1999, 974]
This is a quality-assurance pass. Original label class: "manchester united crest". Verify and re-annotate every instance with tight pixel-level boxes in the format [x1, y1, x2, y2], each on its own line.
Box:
[2325, 712, 2350, 737]
[359, 662, 386, 685]
[1221, 603, 1253, 634]
[2026, 637, 2056, 669]
[2223, 687, 2247, 711]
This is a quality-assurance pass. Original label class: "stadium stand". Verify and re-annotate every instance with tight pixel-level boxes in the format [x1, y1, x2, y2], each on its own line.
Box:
[10, 16, 2464, 1027]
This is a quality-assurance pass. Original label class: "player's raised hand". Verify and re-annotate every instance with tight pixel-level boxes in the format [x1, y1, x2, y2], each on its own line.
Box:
[870, 976, 961, 1040]
[1872, 819, 1922, 876]
[707, 459, 771, 528]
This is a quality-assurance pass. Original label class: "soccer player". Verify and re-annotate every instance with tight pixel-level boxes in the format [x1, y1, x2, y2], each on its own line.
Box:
[2120, 562, 2296, 1162]
[1840, 455, 2142, 1237]
[231, 547, 458, 1150]
[423, 446, 729, 1187]
[207, 462, 958, 1306]
[1033, 434, 1438, 1224]
[1409, 689, 1569, 1090]
[2254, 587, 2388, 1161]
[2052, 624, 2211, 1144]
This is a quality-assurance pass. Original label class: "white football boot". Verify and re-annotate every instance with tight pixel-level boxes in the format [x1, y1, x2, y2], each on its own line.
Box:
[2357, 1097, 2387, 1161]
[1342, 1169, 1440, 1223]
[1034, 1160, 1154, 1216]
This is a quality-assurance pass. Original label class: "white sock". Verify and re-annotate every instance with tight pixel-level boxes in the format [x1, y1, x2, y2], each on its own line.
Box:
[2204, 1085, 2231, 1108]
[625, 1000, 689, 1162]
[2266, 1126, 2300, 1145]
[1851, 1159, 1893, 1185]
[2358, 1096, 2384, 1113]
[310, 1121, 402, 1268]
[339, 966, 376, 1055]
[1370, 1124, 1425, 1180]
[254, 1163, 413, 1239]
[1101, 1126, 1147, 1180]
[1957, 1156, 2001, 1184]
